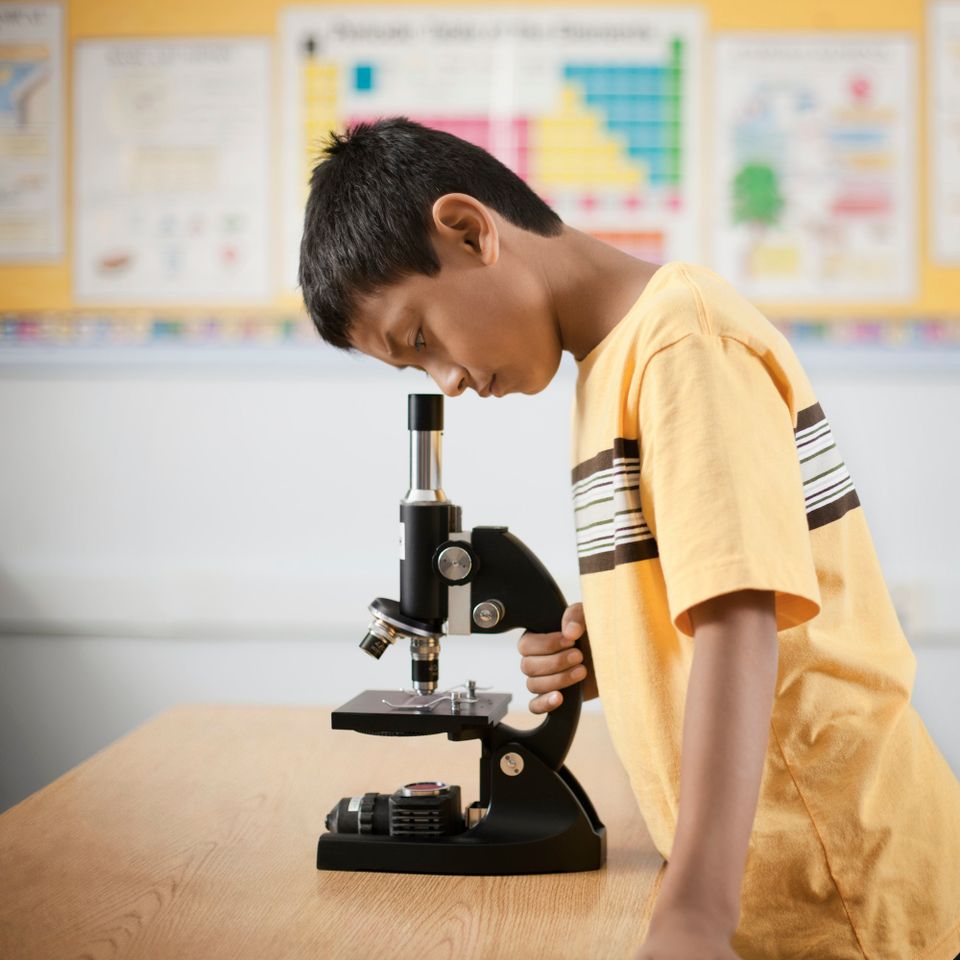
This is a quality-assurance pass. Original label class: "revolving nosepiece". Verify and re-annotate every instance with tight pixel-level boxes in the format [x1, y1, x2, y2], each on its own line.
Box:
[359, 599, 444, 694]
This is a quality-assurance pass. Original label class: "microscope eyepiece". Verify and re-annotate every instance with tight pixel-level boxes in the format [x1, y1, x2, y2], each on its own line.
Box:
[408, 393, 443, 431]
[405, 393, 446, 503]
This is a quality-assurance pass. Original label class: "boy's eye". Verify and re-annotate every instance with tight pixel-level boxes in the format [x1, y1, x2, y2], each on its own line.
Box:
[414, 329, 426, 353]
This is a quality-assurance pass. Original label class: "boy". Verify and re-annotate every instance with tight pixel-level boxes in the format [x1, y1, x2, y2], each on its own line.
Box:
[299, 118, 960, 960]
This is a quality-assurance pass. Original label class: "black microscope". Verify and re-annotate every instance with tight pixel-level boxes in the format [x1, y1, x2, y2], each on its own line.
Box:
[317, 394, 606, 875]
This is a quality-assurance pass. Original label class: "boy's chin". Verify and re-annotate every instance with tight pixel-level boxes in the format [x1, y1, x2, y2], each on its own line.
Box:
[514, 370, 557, 397]
[525, 359, 563, 395]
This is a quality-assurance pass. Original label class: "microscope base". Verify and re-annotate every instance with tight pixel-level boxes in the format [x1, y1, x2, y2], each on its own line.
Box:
[317, 741, 606, 875]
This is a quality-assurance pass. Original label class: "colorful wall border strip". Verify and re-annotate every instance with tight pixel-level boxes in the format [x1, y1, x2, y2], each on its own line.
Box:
[1, 313, 960, 349]
[0, 313, 316, 347]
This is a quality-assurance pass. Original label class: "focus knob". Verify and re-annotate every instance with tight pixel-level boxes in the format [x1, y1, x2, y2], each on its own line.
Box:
[433, 540, 478, 585]
[473, 599, 505, 629]
[436, 545, 471, 582]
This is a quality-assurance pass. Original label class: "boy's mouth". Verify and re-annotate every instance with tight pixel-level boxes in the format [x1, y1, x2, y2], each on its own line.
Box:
[479, 373, 496, 398]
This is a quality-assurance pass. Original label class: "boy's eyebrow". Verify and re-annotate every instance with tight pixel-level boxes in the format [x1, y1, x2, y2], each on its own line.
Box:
[381, 309, 423, 370]
[383, 330, 416, 371]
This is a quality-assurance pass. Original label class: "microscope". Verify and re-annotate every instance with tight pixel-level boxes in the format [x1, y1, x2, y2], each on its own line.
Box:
[317, 394, 606, 875]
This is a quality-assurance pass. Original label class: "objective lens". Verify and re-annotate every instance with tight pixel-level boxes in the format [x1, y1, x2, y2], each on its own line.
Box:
[359, 631, 389, 659]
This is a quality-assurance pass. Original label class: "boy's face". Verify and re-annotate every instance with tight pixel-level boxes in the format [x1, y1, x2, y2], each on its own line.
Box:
[347, 195, 563, 398]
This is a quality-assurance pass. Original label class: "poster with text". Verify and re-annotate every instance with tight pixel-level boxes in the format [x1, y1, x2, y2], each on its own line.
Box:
[0, 3, 63, 261]
[930, 2, 960, 264]
[74, 38, 272, 304]
[281, 6, 705, 293]
[712, 35, 916, 302]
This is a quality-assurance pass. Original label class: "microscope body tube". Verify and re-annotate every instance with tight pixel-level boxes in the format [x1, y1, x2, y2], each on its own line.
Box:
[399, 394, 454, 693]
[399, 501, 447, 693]
[409, 430, 442, 496]
[399, 500, 450, 627]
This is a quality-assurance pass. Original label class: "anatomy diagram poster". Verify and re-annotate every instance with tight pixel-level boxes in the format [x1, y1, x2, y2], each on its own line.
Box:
[930, 2, 960, 264]
[73, 38, 272, 304]
[0, 3, 64, 261]
[281, 6, 705, 292]
[712, 35, 916, 302]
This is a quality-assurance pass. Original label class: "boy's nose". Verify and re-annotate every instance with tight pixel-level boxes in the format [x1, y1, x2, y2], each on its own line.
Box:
[437, 366, 467, 397]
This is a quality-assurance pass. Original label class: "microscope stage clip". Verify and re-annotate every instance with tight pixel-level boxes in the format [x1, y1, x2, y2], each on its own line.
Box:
[381, 679, 494, 713]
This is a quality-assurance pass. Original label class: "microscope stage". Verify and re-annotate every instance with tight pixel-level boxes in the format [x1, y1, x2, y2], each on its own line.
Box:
[332, 689, 512, 737]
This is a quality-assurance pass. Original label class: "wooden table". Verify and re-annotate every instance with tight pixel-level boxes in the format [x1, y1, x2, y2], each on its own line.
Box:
[0, 705, 663, 959]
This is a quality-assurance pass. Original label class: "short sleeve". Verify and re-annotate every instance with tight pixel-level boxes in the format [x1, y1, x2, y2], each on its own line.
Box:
[638, 334, 821, 638]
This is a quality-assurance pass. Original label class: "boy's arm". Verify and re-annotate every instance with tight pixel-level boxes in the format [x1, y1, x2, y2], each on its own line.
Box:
[642, 588, 778, 952]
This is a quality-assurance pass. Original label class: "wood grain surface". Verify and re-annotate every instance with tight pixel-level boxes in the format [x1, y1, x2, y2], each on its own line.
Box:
[0, 705, 664, 960]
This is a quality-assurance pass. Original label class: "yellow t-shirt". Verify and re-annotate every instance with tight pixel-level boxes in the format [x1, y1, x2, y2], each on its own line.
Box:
[571, 261, 960, 960]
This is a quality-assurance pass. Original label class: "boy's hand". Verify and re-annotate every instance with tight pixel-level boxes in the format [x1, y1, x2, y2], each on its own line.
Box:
[517, 602, 598, 713]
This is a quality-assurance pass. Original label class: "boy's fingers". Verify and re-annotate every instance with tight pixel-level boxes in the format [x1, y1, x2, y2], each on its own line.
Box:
[517, 630, 566, 656]
[520, 648, 583, 678]
[525, 665, 588, 695]
[529, 691, 563, 714]
[561, 602, 585, 631]
[519, 605, 586, 655]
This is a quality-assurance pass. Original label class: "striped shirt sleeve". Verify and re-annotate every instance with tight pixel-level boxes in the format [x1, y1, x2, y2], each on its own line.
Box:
[637, 333, 822, 638]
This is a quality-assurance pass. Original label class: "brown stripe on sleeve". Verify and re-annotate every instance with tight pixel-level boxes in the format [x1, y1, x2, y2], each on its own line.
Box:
[795, 401, 826, 433]
[615, 538, 659, 565]
[578, 551, 616, 574]
[578, 537, 660, 574]
[808, 489, 861, 531]
[572, 447, 614, 484]
[613, 437, 640, 460]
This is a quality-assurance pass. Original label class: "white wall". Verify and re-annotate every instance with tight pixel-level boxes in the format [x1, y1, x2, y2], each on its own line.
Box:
[0, 342, 958, 811]
[0, 348, 582, 636]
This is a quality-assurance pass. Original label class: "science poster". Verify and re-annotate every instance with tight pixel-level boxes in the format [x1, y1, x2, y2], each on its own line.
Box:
[0, 3, 64, 261]
[281, 6, 705, 292]
[73, 38, 272, 303]
[930, 2, 960, 264]
[712, 35, 916, 301]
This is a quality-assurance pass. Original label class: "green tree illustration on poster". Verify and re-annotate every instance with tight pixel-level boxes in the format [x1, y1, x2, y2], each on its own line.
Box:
[732, 163, 784, 226]
[732, 163, 785, 277]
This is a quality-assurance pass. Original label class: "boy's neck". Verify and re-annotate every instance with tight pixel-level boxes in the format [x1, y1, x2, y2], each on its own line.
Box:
[537, 226, 663, 362]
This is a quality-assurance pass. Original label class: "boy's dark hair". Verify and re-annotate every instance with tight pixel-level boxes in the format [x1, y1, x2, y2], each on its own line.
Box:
[298, 117, 564, 351]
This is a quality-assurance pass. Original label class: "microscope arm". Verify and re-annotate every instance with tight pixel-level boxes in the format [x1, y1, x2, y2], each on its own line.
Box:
[464, 526, 583, 771]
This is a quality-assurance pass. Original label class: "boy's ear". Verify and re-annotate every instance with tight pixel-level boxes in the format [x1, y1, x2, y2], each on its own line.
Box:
[431, 193, 500, 266]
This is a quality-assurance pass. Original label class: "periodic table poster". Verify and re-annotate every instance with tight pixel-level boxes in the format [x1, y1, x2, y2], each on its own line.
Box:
[280, 6, 705, 293]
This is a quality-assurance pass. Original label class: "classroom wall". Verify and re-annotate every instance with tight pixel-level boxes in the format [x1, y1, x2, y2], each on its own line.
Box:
[1, 347, 958, 642]
[3, 0, 960, 313]
[1, 345, 959, 813]
[1, 0, 959, 811]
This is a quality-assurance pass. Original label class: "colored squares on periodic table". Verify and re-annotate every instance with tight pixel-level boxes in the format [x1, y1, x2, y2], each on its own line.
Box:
[280, 8, 705, 291]
[353, 63, 376, 92]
